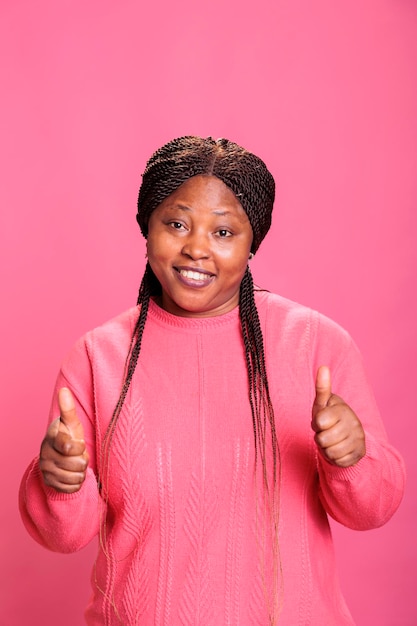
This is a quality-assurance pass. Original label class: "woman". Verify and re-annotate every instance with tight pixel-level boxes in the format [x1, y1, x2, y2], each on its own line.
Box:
[20, 136, 405, 625]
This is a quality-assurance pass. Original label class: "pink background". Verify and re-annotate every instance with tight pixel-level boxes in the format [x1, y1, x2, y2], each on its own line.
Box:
[1, 1, 416, 624]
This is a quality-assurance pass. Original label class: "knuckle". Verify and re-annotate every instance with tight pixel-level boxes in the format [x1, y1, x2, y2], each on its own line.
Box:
[315, 432, 328, 448]
[62, 441, 73, 455]
[325, 448, 338, 461]
[41, 473, 52, 486]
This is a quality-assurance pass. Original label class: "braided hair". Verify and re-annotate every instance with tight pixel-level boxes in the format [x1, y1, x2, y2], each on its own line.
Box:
[137, 136, 273, 253]
[102, 136, 282, 623]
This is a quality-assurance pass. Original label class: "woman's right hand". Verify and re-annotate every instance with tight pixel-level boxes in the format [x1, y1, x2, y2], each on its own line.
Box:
[39, 387, 89, 493]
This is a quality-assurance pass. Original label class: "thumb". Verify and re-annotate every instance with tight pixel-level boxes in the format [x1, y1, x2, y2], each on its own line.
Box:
[58, 387, 84, 440]
[314, 365, 332, 410]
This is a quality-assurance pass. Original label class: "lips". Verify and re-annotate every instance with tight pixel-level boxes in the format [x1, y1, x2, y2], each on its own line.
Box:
[174, 266, 215, 287]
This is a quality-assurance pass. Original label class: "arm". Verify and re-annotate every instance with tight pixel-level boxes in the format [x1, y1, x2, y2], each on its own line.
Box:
[19, 337, 102, 552]
[312, 317, 405, 530]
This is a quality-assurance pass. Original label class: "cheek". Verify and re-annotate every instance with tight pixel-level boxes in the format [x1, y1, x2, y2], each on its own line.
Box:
[147, 233, 173, 261]
[219, 254, 250, 286]
[146, 241, 168, 283]
[221, 241, 252, 268]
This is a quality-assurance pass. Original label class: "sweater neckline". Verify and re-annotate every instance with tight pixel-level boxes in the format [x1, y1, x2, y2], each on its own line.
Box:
[147, 297, 240, 329]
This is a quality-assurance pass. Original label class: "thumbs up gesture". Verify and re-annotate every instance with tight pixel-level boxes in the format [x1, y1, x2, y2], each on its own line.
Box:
[312, 366, 366, 467]
[40, 388, 89, 493]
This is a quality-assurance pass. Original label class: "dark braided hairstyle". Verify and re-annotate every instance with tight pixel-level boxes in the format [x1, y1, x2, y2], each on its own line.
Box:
[136, 136, 273, 253]
[101, 136, 282, 623]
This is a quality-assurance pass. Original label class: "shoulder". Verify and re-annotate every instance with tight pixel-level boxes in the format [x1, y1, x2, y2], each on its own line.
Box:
[254, 289, 352, 353]
[86, 306, 139, 342]
[63, 306, 140, 369]
[255, 289, 313, 321]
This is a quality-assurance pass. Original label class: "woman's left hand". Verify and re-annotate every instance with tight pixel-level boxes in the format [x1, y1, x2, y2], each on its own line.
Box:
[311, 366, 366, 467]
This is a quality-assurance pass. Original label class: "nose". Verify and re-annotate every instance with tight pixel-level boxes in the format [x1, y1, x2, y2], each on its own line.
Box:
[181, 229, 210, 260]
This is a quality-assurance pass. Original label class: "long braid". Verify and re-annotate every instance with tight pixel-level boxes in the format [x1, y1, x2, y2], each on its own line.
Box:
[239, 267, 278, 487]
[101, 266, 151, 447]
[99, 263, 155, 549]
[240, 267, 282, 623]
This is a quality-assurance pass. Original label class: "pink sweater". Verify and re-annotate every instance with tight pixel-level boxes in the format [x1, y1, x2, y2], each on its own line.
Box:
[19, 291, 405, 625]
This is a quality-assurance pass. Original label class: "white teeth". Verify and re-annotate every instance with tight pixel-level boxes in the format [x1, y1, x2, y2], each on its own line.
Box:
[179, 270, 210, 281]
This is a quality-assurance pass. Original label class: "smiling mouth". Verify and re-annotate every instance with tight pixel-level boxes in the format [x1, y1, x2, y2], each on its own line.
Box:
[174, 267, 215, 286]
[178, 269, 212, 281]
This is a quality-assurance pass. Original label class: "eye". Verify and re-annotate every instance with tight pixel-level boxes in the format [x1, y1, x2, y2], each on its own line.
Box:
[217, 229, 232, 238]
[169, 221, 185, 230]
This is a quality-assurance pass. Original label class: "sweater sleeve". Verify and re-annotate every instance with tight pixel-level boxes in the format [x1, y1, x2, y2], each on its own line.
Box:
[18, 335, 102, 553]
[313, 313, 406, 530]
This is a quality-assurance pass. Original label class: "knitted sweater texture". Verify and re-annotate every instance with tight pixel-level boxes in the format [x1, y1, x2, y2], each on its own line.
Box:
[19, 291, 405, 625]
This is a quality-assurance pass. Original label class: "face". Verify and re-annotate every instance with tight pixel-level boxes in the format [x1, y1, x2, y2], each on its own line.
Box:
[146, 175, 253, 318]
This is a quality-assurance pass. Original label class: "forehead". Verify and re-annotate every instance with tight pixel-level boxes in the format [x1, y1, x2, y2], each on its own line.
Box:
[156, 175, 248, 220]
